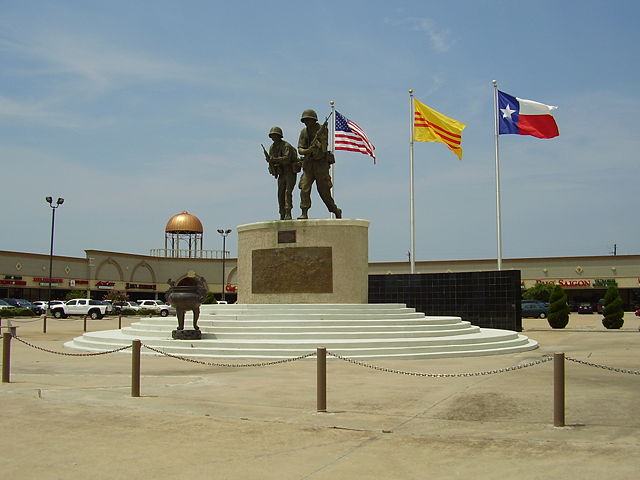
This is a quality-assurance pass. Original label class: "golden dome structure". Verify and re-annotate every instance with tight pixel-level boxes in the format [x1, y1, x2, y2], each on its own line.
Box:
[165, 211, 204, 234]
[164, 211, 204, 258]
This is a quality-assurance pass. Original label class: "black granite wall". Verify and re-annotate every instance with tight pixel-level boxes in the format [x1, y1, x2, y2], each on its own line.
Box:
[368, 270, 522, 331]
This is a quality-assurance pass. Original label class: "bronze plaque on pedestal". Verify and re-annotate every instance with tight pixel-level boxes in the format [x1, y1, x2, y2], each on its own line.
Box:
[252, 247, 332, 293]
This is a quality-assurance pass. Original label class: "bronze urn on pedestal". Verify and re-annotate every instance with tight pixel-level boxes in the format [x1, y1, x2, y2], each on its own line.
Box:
[165, 275, 208, 340]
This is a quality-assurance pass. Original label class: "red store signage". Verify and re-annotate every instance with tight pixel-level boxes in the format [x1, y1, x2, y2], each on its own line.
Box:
[34, 277, 63, 283]
[0, 279, 27, 286]
[535, 279, 593, 288]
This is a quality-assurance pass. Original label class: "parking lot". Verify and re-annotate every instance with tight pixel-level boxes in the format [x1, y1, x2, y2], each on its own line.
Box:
[1, 312, 639, 479]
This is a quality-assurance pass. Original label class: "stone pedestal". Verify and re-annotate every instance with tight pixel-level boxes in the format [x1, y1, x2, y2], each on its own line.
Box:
[237, 219, 369, 304]
[172, 329, 202, 340]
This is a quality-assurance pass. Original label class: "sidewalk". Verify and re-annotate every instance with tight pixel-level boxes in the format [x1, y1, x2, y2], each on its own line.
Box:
[1, 313, 639, 479]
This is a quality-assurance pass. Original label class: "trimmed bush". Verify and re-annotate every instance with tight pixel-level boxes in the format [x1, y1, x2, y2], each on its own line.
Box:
[602, 285, 624, 329]
[547, 285, 570, 329]
[0, 308, 35, 318]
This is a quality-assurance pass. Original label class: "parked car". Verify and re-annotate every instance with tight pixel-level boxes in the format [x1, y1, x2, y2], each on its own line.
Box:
[50, 299, 110, 319]
[635, 308, 640, 317]
[137, 300, 176, 317]
[98, 301, 114, 314]
[2, 298, 43, 314]
[115, 301, 143, 312]
[33, 300, 64, 311]
[521, 300, 549, 319]
[0, 299, 11, 309]
[578, 303, 593, 314]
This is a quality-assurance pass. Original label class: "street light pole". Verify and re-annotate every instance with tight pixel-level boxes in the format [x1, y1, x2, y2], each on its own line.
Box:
[46, 197, 64, 313]
[217, 228, 232, 302]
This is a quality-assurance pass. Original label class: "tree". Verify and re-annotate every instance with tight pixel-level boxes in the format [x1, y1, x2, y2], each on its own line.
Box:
[104, 290, 129, 303]
[522, 283, 555, 302]
[547, 285, 570, 329]
[65, 290, 89, 301]
[602, 285, 624, 329]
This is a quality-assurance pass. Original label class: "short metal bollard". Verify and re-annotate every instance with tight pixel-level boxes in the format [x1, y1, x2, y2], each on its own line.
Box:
[118, 314, 122, 329]
[554, 352, 565, 427]
[317, 346, 327, 412]
[131, 339, 141, 397]
[2, 332, 12, 383]
[42, 314, 47, 334]
[83, 316, 87, 332]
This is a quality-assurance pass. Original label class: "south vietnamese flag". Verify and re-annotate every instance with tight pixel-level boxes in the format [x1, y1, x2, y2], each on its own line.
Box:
[498, 90, 559, 139]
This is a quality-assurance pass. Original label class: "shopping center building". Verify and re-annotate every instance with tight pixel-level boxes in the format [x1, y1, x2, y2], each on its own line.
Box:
[1, 212, 638, 310]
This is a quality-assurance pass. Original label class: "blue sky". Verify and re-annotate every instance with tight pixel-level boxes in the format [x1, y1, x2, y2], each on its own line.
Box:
[1, 0, 638, 262]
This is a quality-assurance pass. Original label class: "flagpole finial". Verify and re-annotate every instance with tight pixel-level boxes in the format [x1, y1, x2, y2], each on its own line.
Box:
[329, 100, 334, 105]
[492, 80, 497, 86]
[409, 89, 414, 94]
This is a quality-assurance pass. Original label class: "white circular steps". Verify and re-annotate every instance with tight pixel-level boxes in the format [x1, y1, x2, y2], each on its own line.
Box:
[64, 304, 538, 359]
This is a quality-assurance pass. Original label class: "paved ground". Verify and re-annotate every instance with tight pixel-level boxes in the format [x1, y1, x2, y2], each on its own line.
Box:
[1, 312, 639, 479]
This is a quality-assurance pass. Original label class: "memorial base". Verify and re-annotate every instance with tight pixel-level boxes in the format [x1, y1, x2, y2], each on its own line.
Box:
[237, 219, 369, 304]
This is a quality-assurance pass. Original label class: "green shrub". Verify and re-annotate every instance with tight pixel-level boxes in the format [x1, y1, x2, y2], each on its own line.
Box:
[0, 308, 35, 317]
[602, 286, 624, 329]
[547, 285, 570, 329]
[138, 308, 157, 316]
[202, 292, 217, 304]
[120, 308, 138, 316]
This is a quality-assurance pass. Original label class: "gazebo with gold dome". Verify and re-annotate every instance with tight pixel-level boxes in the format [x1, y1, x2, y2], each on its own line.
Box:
[164, 211, 204, 258]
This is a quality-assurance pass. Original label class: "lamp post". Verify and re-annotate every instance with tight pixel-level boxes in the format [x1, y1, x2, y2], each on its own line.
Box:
[46, 197, 64, 313]
[217, 228, 232, 302]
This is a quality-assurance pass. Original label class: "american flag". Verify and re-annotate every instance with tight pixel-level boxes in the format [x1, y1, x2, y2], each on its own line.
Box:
[334, 111, 376, 163]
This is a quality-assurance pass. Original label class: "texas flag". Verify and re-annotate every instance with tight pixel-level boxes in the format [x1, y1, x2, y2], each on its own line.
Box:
[498, 90, 559, 139]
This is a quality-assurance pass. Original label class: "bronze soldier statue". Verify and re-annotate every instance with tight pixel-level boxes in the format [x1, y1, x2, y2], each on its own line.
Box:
[263, 126, 299, 220]
[297, 109, 342, 219]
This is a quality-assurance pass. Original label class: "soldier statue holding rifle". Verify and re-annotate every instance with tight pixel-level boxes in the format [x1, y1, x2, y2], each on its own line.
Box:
[296, 109, 341, 219]
[262, 126, 299, 220]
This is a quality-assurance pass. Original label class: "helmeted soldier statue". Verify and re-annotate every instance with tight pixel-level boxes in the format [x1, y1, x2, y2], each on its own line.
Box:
[297, 109, 342, 219]
[264, 126, 299, 220]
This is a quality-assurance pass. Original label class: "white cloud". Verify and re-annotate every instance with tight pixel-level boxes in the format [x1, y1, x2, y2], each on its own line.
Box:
[385, 16, 454, 53]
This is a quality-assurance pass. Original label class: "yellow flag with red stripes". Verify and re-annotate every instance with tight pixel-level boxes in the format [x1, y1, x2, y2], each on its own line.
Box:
[413, 98, 466, 160]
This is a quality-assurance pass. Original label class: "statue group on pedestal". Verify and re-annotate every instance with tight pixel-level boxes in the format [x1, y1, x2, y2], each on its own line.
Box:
[262, 109, 342, 220]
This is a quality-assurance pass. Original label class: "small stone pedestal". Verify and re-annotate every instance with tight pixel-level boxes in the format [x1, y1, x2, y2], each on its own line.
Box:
[172, 329, 202, 340]
[237, 219, 369, 304]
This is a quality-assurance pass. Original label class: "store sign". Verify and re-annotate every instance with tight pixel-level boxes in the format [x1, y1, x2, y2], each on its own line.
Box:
[0, 279, 27, 286]
[559, 280, 591, 288]
[535, 279, 593, 288]
[4, 275, 22, 280]
[96, 281, 116, 290]
[73, 280, 89, 285]
[593, 279, 617, 287]
[34, 277, 63, 284]
[126, 283, 156, 290]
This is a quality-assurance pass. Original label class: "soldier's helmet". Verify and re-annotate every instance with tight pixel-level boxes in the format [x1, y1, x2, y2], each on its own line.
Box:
[300, 109, 318, 122]
[268, 126, 283, 138]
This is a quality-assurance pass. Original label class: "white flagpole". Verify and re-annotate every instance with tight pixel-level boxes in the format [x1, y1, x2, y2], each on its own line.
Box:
[409, 89, 416, 274]
[330, 100, 336, 219]
[492, 80, 503, 270]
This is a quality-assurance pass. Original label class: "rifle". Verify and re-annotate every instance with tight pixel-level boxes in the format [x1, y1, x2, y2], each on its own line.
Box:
[307, 113, 332, 155]
[261, 144, 277, 178]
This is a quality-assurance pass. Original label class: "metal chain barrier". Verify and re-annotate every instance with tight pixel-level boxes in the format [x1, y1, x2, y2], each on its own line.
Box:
[566, 356, 640, 375]
[12, 334, 132, 356]
[1, 317, 42, 323]
[326, 350, 554, 377]
[141, 342, 316, 367]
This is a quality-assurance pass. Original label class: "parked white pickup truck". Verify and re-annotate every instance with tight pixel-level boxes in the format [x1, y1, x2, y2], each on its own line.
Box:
[51, 299, 110, 319]
[138, 299, 176, 317]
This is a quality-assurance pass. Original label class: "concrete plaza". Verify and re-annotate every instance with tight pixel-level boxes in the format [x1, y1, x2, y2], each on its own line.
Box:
[1, 312, 639, 479]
